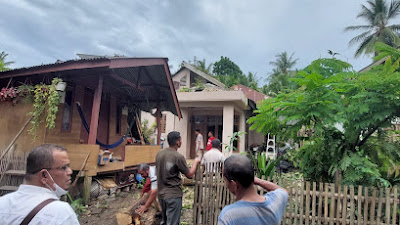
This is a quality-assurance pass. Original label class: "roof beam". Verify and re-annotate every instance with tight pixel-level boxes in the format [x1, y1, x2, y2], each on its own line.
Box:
[109, 73, 145, 92]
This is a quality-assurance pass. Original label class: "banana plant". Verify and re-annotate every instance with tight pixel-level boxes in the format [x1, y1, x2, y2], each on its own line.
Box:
[249, 152, 281, 180]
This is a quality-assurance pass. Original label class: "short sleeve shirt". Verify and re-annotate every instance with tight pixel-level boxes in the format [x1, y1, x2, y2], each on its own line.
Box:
[206, 137, 215, 150]
[218, 188, 289, 225]
[156, 148, 190, 199]
[149, 166, 157, 190]
[196, 134, 204, 150]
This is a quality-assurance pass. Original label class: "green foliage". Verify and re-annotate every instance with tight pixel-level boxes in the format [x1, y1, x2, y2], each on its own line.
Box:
[264, 52, 299, 96]
[0, 51, 14, 71]
[224, 131, 246, 152]
[192, 77, 205, 91]
[248, 152, 281, 180]
[213, 56, 253, 88]
[141, 119, 155, 144]
[179, 87, 192, 92]
[29, 78, 62, 138]
[67, 193, 88, 216]
[345, 0, 400, 57]
[249, 45, 400, 186]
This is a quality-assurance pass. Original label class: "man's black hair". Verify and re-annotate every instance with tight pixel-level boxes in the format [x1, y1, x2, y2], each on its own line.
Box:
[223, 155, 254, 188]
[167, 131, 181, 146]
[211, 139, 221, 149]
[25, 144, 66, 180]
[195, 129, 200, 132]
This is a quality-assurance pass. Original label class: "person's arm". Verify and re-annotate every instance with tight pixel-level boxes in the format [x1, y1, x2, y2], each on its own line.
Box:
[136, 189, 157, 213]
[254, 177, 288, 193]
[184, 157, 201, 179]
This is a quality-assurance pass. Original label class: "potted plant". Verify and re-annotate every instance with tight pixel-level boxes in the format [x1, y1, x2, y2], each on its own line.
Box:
[29, 78, 62, 137]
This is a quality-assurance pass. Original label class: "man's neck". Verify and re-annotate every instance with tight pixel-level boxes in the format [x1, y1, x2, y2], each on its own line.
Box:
[236, 184, 266, 202]
[170, 146, 178, 151]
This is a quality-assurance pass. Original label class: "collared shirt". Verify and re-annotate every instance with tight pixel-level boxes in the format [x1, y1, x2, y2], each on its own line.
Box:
[0, 184, 79, 225]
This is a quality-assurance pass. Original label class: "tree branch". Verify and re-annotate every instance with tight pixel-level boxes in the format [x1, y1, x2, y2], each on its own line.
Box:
[357, 117, 390, 147]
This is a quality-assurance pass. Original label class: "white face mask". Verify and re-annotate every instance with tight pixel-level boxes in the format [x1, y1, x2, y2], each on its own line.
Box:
[44, 170, 68, 198]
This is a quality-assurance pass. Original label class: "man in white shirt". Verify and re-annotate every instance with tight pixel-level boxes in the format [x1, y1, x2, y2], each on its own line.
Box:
[136, 163, 160, 213]
[201, 139, 225, 172]
[0, 144, 79, 225]
[195, 129, 204, 157]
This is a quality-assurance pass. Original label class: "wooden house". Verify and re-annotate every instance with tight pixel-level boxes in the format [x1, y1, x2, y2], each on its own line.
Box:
[0, 56, 181, 202]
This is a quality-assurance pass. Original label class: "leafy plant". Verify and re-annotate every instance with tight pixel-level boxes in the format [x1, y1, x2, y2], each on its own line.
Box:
[29, 77, 62, 138]
[179, 87, 192, 92]
[0, 87, 18, 102]
[224, 131, 246, 152]
[192, 77, 205, 91]
[248, 44, 400, 186]
[248, 152, 281, 180]
[141, 119, 155, 144]
[67, 193, 88, 216]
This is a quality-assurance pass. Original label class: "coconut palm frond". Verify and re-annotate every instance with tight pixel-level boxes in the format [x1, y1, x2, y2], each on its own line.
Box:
[355, 35, 375, 57]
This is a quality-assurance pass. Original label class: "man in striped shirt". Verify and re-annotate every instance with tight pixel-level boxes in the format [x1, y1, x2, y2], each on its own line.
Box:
[218, 155, 289, 225]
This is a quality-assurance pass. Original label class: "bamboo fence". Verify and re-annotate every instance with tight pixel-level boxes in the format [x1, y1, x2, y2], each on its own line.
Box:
[193, 163, 400, 225]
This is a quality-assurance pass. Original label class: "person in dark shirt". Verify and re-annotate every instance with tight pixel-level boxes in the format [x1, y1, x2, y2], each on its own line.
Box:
[156, 131, 201, 225]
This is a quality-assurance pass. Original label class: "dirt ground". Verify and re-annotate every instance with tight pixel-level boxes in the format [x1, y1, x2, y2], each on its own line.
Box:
[78, 185, 194, 225]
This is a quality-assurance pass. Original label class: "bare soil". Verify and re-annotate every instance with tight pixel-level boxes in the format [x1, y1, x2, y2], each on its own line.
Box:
[78, 185, 194, 225]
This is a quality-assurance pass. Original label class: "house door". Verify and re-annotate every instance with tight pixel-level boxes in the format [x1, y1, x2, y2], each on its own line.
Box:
[80, 89, 110, 147]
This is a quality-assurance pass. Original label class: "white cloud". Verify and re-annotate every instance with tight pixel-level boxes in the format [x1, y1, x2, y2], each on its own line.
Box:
[0, 0, 373, 82]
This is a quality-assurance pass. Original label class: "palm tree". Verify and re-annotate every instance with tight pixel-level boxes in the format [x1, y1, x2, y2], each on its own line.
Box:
[0, 51, 15, 71]
[264, 52, 298, 96]
[269, 52, 298, 74]
[345, 0, 400, 57]
[195, 58, 213, 74]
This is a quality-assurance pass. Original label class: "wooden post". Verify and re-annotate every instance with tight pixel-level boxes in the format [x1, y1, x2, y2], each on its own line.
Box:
[88, 75, 103, 145]
[85, 75, 103, 204]
[156, 107, 161, 145]
[83, 174, 92, 205]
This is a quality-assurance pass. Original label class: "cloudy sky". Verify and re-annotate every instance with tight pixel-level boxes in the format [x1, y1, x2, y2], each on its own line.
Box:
[0, 0, 373, 84]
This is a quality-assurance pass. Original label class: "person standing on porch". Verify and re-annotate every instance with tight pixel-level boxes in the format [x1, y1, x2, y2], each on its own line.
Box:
[0, 144, 79, 225]
[195, 129, 204, 157]
[156, 131, 201, 225]
[206, 131, 215, 151]
[218, 155, 288, 225]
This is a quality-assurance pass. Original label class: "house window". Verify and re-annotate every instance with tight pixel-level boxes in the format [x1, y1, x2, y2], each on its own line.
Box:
[180, 75, 187, 87]
[62, 90, 73, 132]
[116, 104, 121, 134]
